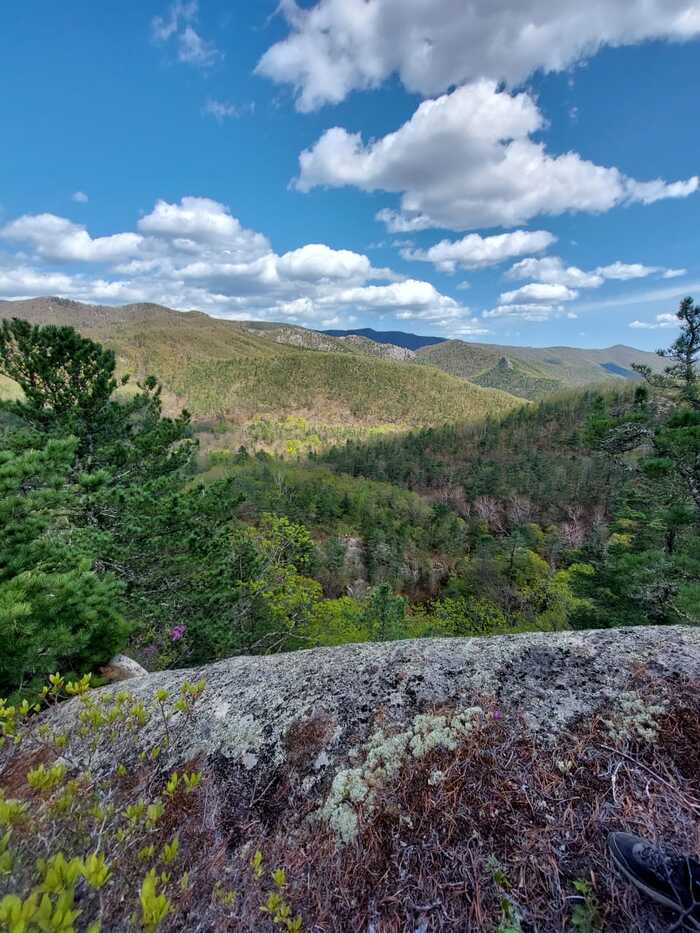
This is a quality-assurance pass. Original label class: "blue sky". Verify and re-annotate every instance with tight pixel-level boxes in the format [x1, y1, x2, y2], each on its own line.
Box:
[1, 0, 699, 348]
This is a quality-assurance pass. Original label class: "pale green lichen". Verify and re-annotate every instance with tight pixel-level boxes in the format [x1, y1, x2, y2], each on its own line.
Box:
[319, 707, 483, 844]
[602, 692, 667, 745]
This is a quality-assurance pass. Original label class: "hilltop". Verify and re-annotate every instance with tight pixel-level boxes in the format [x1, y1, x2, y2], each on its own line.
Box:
[0, 298, 520, 453]
[244, 321, 415, 361]
[246, 321, 666, 402]
[417, 338, 666, 400]
[323, 326, 444, 351]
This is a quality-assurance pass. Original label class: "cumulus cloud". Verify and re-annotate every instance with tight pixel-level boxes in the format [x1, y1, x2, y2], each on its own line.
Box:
[451, 323, 492, 337]
[499, 283, 578, 304]
[72, 191, 89, 204]
[625, 177, 700, 204]
[257, 0, 700, 111]
[276, 243, 373, 281]
[0, 266, 81, 296]
[507, 256, 684, 293]
[324, 280, 464, 320]
[137, 197, 269, 255]
[1, 214, 143, 263]
[0, 197, 471, 330]
[296, 81, 698, 231]
[402, 230, 555, 273]
[507, 256, 603, 289]
[630, 313, 680, 329]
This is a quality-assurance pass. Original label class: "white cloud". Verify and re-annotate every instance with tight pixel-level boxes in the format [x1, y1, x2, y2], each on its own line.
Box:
[137, 197, 269, 255]
[72, 191, 89, 204]
[500, 283, 578, 304]
[508, 255, 685, 291]
[507, 256, 603, 288]
[151, 0, 197, 42]
[625, 177, 699, 204]
[325, 279, 465, 320]
[177, 26, 220, 67]
[630, 313, 679, 329]
[595, 261, 659, 280]
[276, 243, 373, 281]
[0, 197, 470, 330]
[449, 320, 491, 337]
[151, 1, 220, 68]
[575, 280, 700, 312]
[1, 214, 143, 262]
[202, 98, 249, 123]
[297, 81, 697, 231]
[0, 266, 81, 297]
[482, 303, 565, 322]
[257, 0, 700, 111]
[375, 210, 434, 234]
[403, 229, 555, 273]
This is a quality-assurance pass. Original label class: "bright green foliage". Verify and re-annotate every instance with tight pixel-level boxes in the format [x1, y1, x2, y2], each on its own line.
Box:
[139, 869, 171, 931]
[571, 299, 700, 627]
[0, 320, 200, 694]
[633, 296, 699, 410]
[0, 434, 128, 699]
[0, 319, 117, 438]
[319, 387, 632, 517]
[1, 304, 698, 703]
[0, 676, 210, 932]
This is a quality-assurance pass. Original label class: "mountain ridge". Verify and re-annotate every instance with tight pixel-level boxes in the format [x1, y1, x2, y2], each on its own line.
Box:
[323, 326, 445, 350]
[0, 298, 665, 410]
[0, 298, 520, 451]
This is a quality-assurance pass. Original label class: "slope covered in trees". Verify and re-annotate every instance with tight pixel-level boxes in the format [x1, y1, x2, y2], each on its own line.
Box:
[416, 338, 666, 399]
[0, 299, 519, 444]
[0, 299, 698, 703]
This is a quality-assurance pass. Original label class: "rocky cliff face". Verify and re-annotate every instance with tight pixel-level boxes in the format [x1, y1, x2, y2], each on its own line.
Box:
[10, 627, 700, 931]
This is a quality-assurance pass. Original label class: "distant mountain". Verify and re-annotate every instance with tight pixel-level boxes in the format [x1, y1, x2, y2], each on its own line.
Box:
[322, 327, 444, 351]
[0, 298, 520, 442]
[416, 339, 665, 400]
[244, 322, 415, 361]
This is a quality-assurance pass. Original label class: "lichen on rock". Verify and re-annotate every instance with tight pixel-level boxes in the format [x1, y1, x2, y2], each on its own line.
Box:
[318, 707, 483, 843]
[602, 691, 668, 744]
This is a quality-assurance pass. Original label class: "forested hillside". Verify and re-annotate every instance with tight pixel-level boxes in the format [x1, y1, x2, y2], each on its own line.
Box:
[1, 298, 698, 703]
[416, 338, 666, 399]
[0, 298, 520, 455]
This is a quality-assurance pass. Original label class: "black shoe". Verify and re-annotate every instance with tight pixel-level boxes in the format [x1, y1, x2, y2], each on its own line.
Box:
[608, 832, 700, 930]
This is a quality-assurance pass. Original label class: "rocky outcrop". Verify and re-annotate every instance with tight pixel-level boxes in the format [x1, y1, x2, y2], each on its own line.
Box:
[337, 334, 416, 361]
[14, 627, 700, 931]
[45, 626, 700, 783]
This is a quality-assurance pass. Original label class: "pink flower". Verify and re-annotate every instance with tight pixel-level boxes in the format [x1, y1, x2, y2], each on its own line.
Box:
[170, 624, 186, 642]
[493, 709, 503, 721]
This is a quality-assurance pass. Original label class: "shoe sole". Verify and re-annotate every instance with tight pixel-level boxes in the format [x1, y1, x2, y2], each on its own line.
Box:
[610, 850, 700, 931]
